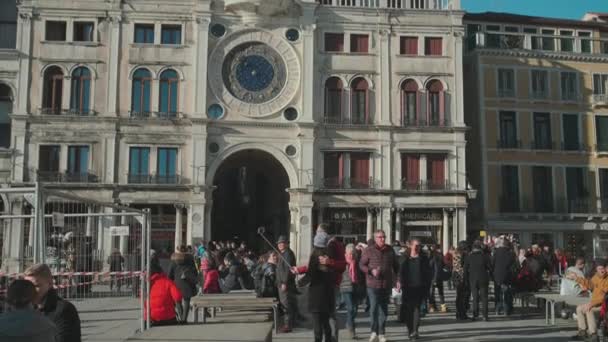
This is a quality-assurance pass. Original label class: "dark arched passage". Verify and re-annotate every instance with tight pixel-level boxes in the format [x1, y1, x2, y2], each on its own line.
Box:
[211, 149, 290, 248]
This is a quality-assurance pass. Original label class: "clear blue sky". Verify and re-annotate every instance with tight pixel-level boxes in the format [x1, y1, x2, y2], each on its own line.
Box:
[462, 0, 608, 20]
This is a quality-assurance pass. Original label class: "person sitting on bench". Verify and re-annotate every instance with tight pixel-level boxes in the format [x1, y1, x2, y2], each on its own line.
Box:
[567, 259, 608, 341]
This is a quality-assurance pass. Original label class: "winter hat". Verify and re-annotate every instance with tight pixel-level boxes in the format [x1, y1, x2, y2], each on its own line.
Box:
[313, 231, 329, 248]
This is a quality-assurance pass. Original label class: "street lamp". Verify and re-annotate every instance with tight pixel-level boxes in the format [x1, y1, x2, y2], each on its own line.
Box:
[466, 182, 478, 200]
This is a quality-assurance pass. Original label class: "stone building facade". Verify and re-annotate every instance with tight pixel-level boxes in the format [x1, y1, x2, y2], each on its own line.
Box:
[1, 0, 468, 267]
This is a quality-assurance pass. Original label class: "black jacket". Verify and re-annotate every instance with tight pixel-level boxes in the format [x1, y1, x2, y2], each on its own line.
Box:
[492, 247, 516, 285]
[429, 252, 444, 283]
[399, 254, 432, 290]
[276, 248, 296, 288]
[221, 263, 247, 293]
[40, 288, 81, 342]
[168, 252, 198, 298]
[464, 249, 492, 286]
[307, 247, 335, 313]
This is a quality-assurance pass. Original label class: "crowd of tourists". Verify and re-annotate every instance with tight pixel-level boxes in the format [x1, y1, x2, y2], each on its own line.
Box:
[140, 226, 608, 342]
[0, 226, 607, 342]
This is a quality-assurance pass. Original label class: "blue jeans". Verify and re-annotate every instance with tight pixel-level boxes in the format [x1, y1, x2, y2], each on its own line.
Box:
[495, 283, 513, 314]
[341, 290, 359, 331]
[367, 287, 390, 335]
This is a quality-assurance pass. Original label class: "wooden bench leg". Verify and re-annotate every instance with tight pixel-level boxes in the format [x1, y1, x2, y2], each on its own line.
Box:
[273, 304, 279, 334]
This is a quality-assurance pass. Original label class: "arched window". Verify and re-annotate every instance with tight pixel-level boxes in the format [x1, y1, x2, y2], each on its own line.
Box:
[426, 80, 444, 126]
[131, 68, 152, 117]
[70, 67, 92, 115]
[159, 69, 179, 117]
[401, 79, 419, 126]
[42, 66, 64, 114]
[0, 84, 13, 148]
[351, 77, 369, 124]
[324, 77, 343, 122]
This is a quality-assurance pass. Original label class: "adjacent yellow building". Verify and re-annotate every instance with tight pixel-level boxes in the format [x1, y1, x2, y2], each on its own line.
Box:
[464, 12, 608, 260]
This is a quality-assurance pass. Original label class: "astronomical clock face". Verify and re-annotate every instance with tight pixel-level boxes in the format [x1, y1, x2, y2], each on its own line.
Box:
[222, 42, 287, 104]
[209, 29, 301, 118]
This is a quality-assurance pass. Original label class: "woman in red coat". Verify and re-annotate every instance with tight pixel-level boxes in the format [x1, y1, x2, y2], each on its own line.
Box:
[146, 258, 183, 326]
[203, 259, 221, 294]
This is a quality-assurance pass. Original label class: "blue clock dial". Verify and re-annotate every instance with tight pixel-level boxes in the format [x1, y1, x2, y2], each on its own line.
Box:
[222, 42, 287, 104]
[235, 55, 275, 92]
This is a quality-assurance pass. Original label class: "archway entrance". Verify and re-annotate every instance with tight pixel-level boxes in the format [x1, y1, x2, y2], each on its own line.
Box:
[211, 149, 290, 249]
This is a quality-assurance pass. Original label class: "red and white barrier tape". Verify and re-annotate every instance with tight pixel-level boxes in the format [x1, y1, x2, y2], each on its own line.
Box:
[0, 271, 145, 278]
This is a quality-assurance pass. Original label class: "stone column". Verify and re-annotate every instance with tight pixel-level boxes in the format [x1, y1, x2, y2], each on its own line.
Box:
[300, 23, 316, 122]
[16, 12, 32, 115]
[380, 208, 392, 244]
[194, 17, 210, 116]
[457, 208, 467, 243]
[442, 209, 449, 252]
[289, 208, 299, 258]
[378, 29, 391, 125]
[174, 205, 183, 250]
[297, 205, 313, 264]
[187, 202, 205, 245]
[105, 15, 122, 115]
[395, 209, 402, 243]
[366, 208, 374, 240]
[204, 201, 212, 243]
[119, 211, 128, 256]
[86, 205, 94, 237]
[2, 200, 24, 273]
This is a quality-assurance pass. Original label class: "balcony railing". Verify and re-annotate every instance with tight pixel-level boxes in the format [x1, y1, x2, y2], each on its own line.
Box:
[561, 141, 588, 152]
[531, 140, 556, 150]
[401, 179, 453, 191]
[531, 90, 549, 100]
[497, 89, 515, 98]
[37, 171, 99, 183]
[128, 174, 183, 185]
[129, 111, 182, 120]
[496, 139, 521, 149]
[593, 94, 608, 105]
[323, 177, 374, 190]
[596, 143, 608, 152]
[499, 196, 520, 213]
[323, 116, 372, 125]
[402, 116, 450, 127]
[317, 0, 453, 10]
[40, 108, 96, 116]
[566, 198, 595, 214]
[468, 31, 608, 56]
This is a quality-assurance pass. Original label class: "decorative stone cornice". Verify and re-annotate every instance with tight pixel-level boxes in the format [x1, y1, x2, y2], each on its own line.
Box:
[470, 48, 608, 64]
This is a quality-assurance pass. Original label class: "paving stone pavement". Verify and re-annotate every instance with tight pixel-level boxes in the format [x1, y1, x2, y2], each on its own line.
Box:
[274, 289, 580, 342]
[71, 287, 583, 342]
[74, 296, 141, 342]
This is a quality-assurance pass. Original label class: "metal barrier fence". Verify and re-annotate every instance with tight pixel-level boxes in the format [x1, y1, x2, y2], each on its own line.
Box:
[0, 183, 152, 331]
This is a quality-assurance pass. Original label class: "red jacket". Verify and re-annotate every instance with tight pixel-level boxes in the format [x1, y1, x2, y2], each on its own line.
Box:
[203, 269, 221, 294]
[295, 238, 347, 287]
[146, 273, 182, 322]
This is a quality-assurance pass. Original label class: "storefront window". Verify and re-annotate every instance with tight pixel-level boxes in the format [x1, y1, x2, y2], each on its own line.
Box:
[531, 233, 553, 247]
[565, 232, 587, 263]
[323, 208, 367, 244]
[399, 210, 443, 246]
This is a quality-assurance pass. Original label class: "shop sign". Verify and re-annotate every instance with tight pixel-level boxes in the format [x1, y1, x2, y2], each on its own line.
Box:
[110, 226, 130, 236]
[410, 231, 432, 237]
[328, 209, 365, 222]
[402, 210, 442, 221]
[583, 222, 598, 230]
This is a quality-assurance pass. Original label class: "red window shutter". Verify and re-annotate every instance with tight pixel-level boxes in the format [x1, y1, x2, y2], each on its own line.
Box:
[425, 37, 442, 56]
[407, 155, 420, 185]
[325, 33, 344, 52]
[428, 155, 445, 187]
[350, 153, 370, 187]
[400, 37, 418, 55]
[338, 153, 344, 184]
[351, 34, 369, 53]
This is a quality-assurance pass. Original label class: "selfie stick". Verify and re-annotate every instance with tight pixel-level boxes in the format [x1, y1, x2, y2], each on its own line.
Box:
[257, 226, 293, 268]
